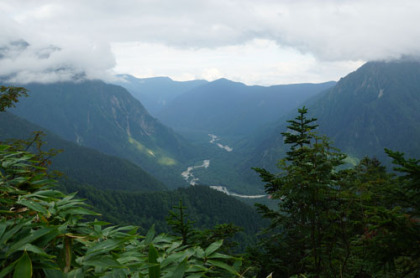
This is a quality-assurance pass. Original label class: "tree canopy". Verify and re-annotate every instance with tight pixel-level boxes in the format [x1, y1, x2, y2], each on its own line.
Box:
[250, 107, 420, 278]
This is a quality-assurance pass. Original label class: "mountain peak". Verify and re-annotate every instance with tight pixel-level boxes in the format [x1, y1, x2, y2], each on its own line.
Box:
[334, 59, 420, 99]
[312, 60, 420, 161]
[206, 78, 248, 90]
[212, 78, 242, 85]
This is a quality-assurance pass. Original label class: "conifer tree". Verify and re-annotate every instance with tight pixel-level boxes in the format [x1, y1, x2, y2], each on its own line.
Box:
[166, 200, 196, 245]
[252, 107, 348, 277]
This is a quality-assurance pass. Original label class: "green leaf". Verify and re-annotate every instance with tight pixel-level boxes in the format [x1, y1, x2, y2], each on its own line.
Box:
[17, 199, 50, 216]
[208, 252, 233, 260]
[43, 269, 65, 278]
[18, 243, 51, 257]
[193, 247, 205, 259]
[85, 239, 124, 259]
[162, 259, 187, 278]
[0, 222, 7, 239]
[117, 255, 144, 265]
[185, 264, 208, 273]
[148, 244, 160, 278]
[207, 260, 239, 276]
[185, 274, 203, 278]
[26, 190, 63, 199]
[60, 207, 99, 216]
[107, 269, 128, 278]
[204, 240, 223, 257]
[160, 251, 187, 268]
[83, 256, 122, 268]
[13, 251, 32, 278]
[64, 268, 83, 278]
[166, 241, 182, 253]
[144, 225, 155, 245]
[7, 227, 53, 256]
[0, 259, 17, 278]
[0, 220, 26, 246]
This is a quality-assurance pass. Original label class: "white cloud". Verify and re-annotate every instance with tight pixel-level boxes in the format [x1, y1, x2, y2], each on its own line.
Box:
[111, 39, 363, 85]
[260, 0, 420, 61]
[0, 0, 419, 84]
[0, 36, 116, 83]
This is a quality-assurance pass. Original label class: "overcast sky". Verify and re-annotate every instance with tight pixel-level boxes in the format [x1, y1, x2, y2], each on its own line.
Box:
[1, 0, 419, 85]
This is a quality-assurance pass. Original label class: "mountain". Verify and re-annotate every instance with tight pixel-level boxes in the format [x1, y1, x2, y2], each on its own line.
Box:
[313, 60, 420, 161]
[9, 80, 195, 188]
[114, 75, 208, 116]
[250, 60, 420, 169]
[0, 111, 166, 191]
[156, 78, 336, 141]
[0, 111, 266, 250]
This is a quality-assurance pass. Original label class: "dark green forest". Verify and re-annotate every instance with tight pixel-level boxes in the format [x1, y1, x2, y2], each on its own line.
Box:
[61, 183, 266, 249]
[249, 107, 420, 277]
[1, 86, 419, 277]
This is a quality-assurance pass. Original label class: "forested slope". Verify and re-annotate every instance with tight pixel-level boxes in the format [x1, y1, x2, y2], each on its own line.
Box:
[0, 111, 166, 191]
[248, 60, 420, 170]
[9, 80, 195, 188]
[64, 183, 266, 247]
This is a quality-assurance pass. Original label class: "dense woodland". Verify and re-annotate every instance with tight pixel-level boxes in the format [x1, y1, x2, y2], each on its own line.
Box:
[61, 183, 266, 248]
[1, 83, 419, 277]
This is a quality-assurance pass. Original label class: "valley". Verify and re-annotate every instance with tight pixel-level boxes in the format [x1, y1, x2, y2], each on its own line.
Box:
[1, 2, 419, 276]
[1, 59, 420, 277]
[181, 159, 210, 186]
[3, 60, 420, 195]
[209, 186, 266, 199]
[208, 134, 233, 152]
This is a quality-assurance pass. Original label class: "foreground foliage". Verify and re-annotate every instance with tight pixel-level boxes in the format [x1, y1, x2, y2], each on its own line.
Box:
[0, 142, 245, 277]
[250, 107, 420, 278]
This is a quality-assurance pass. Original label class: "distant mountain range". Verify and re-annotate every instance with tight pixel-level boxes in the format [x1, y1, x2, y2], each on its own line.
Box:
[9, 80, 194, 188]
[249, 60, 420, 170]
[158, 79, 336, 139]
[116, 76, 336, 142]
[4, 59, 420, 193]
[2, 58, 419, 254]
[114, 75, 207, 116]
[115, 77, 336, 192]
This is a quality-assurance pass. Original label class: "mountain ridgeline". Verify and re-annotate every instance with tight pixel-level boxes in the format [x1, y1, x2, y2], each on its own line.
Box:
[3, 60, 420, 194]
[2, 64, 419, 277]
[249, 60, 420, 170]
[9, 81, 194, 188]
[114, 75, 208, 116]
[312, 60, 420, 161]
[5, 77, 336, 195]
[155, 78, 336, 140]
[1, 59, 420, 275]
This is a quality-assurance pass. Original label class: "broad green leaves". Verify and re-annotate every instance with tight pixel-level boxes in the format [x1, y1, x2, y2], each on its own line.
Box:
[204, 240, 223, 257]
[13, 251, 32, 278]
[0, 140, 242, 277]
[148, 244, 160, 278]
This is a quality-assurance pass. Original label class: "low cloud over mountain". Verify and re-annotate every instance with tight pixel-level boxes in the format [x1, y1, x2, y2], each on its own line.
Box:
[1, 0, 419, 84]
